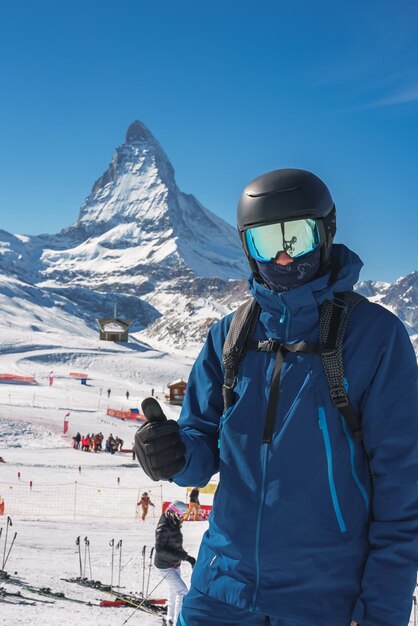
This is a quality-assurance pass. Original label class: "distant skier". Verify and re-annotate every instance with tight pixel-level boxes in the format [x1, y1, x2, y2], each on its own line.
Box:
[126, 390, 130, 400]
[107, 388, 111, 398]
[106, 434, 116, 453]
[73, 432, 81, 450]
[97, 432, 103, 451]
[137, 491, 155, 521]
[184, 487, 200, 521]
[154, 501, 195, 626]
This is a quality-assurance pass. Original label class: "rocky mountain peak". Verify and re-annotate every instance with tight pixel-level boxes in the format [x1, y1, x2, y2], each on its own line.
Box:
[72, 120, 176, 234]
[125, 120, 155, 144]
[46, 120, 248, 282]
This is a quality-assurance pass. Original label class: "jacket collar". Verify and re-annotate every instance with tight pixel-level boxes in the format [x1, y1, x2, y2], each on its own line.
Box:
[247, 244, 363, 342]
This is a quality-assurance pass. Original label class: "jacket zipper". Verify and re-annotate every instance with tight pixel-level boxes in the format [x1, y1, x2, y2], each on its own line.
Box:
[318, 407, 347, 533]
[250, 444, 268, 610]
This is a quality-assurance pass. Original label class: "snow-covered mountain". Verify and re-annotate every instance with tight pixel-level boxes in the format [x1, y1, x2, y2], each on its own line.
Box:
[0, 120, 416, 354]
[0, 121, 249, 351]
[44, 120, 247, 288]
[356, 271, 418, 354]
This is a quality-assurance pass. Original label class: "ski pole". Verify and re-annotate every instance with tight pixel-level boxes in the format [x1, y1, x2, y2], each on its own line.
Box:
[85, 537, 92, 580]
[123, 560, 181, 625]
[146, 546, 154, 597]
[2, 516, 12, 570]
[141, 545, 146, 597]
[75, 536, 82, 578]
[116, 539, 123, 588]
[3, 531, 16, 569]
[83, 536, 88, 579]
[109, 538, 115, 589]
[3, 532, 17, 570]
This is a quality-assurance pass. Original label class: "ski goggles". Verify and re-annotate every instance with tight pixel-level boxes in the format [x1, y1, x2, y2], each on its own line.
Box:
[245, 218, 320, 261]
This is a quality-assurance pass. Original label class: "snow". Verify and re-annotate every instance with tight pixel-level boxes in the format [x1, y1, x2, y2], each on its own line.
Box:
[0, 326, 208, 625]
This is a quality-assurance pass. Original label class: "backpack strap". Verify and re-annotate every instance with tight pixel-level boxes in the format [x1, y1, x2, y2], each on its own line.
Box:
[319, 292, 365, 441]
[222, 291, 366, 443]
[222, 299, 261, 411]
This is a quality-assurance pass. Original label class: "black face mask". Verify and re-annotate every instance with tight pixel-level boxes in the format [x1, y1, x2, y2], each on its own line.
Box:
[255, 246, 321, 292]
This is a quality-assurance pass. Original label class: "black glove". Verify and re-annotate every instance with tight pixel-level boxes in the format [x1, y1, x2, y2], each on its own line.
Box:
[185, 555, 196, 568]
[134, 397, 186, 481]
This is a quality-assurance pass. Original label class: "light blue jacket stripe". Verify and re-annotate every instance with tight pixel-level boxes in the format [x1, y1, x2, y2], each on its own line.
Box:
[318, 407, 347, 533]
[178, 612, 187, 626]
[341, 417, 369, 511]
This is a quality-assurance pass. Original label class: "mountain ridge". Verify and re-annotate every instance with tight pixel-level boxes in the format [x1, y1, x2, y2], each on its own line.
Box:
[0, 121, 416, 355]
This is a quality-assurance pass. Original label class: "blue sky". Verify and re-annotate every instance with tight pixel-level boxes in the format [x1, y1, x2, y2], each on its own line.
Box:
[1, 0, 417, 282]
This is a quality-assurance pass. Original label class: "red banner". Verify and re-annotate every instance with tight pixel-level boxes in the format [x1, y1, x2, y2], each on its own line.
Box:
[106, 408, 145, 421]
[162, 501, 212, 521]
[63, 418, 69, 434]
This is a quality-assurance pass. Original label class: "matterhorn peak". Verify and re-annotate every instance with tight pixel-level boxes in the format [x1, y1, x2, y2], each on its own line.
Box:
[72, 120, 176, 233]
[125, 120, 155, 144]
[58, 120, 247, 281]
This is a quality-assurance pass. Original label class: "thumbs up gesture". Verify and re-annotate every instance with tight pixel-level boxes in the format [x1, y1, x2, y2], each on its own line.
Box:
[134, 398, 186, 481]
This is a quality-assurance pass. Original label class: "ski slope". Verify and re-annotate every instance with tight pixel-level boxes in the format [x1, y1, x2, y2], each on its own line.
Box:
[0, 327, 207, 625]
[0, 322, 417, 626]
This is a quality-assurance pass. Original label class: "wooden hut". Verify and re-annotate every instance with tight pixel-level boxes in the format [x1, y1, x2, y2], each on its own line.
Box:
[167, 379, 187, 405]
[97, 318, 131, 342]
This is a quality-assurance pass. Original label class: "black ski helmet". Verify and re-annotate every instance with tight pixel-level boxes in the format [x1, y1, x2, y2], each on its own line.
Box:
[237, 168, 336, 277]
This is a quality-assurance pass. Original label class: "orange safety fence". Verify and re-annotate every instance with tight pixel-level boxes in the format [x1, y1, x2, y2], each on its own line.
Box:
[0, 374, 36, 383]
[69, 372, 89, 379]
[106, 408, 146, 421]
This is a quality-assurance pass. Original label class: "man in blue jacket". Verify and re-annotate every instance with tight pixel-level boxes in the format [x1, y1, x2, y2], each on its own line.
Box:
[135, 169, 418, 626]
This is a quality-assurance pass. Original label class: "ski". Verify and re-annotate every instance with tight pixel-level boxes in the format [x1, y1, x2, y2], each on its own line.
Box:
[0, 570, 97, 605]
[0, 586, 55, 604]
[100, 599, 127, 607]
[4, 578, 96, 606]
[0, 595, 36, 606]
[22, 585, 97, 605]
[100, 597, 166, 608]
[104, 588, 166, 615]
[61, 576, 112, 592]
[62, 576, 165, 606]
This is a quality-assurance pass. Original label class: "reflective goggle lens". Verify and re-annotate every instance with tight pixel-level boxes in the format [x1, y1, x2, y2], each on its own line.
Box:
[245, 219, 320, 261]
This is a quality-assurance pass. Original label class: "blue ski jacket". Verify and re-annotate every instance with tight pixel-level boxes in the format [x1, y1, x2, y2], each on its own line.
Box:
[174, 245, 418, 626]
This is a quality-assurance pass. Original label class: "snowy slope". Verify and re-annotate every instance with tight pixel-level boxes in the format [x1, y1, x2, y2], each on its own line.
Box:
[0, 326, 203, 626]
[0, 323, 416, 626]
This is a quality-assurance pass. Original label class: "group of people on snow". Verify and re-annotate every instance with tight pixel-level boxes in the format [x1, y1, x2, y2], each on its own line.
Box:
[72, 432, 124, 454]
